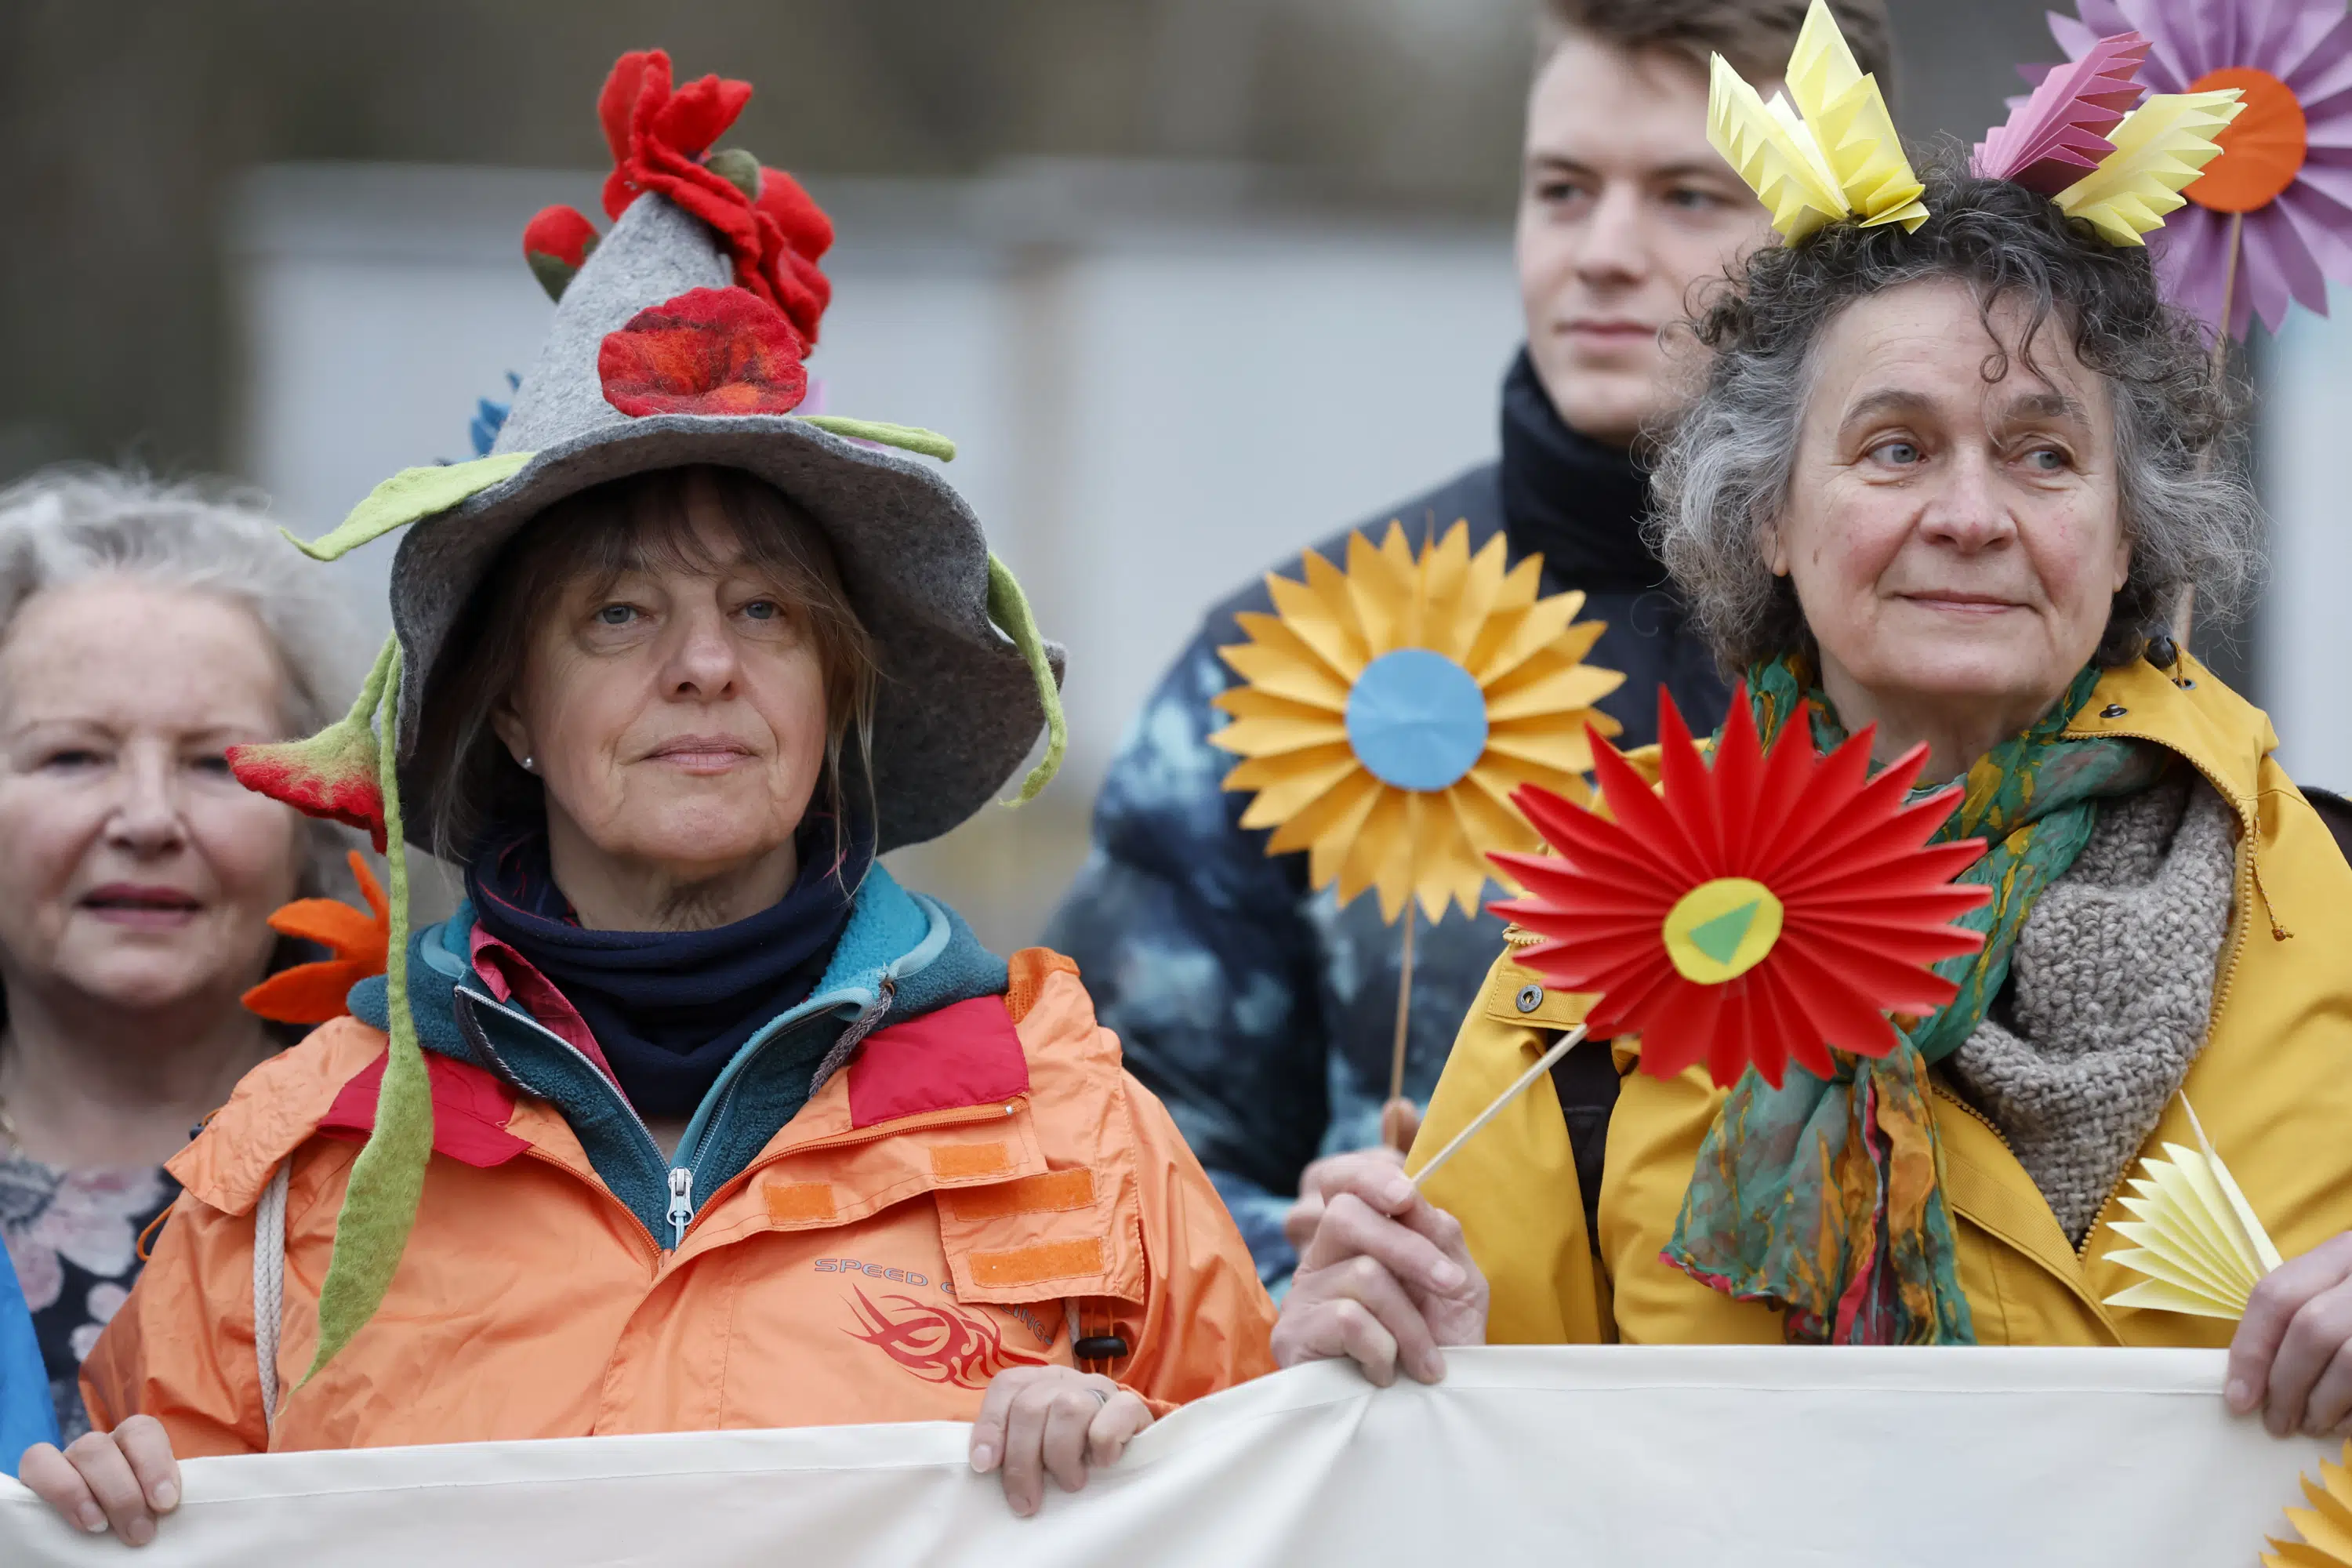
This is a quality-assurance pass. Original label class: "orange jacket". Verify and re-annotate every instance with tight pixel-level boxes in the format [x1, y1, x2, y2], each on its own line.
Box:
[84, 948, 1275, 1453]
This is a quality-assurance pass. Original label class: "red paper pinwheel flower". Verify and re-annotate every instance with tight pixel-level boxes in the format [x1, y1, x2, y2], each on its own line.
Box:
[598, 286, 810, 417]
[595, 49, 834, 343]
[1490, 689, 1992, 1089]
[521, 205, 601, 302]
[241, 851, 392, 1025]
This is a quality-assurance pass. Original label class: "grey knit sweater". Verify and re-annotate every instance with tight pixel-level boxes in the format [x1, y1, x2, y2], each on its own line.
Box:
[1944, 772, 2238, 1243]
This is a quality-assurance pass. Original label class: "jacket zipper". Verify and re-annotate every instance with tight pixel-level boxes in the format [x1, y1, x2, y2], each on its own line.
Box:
[1929, 1079, 2119, 1334]
[1923, 724, 2256, 1330]
[2053, 728, 2259, 1262]
[456, 985, 688, 1251]
[665, 981, 893, 1246]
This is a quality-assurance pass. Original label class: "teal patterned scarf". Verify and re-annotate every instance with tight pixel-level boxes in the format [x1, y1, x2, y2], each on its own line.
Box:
[1661, 656, 2164, 1344]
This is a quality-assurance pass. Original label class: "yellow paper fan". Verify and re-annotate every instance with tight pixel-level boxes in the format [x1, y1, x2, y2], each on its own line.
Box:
[1709, 57, 1850, 242]
[2264, 1439, 2352, 1567]
[1784, 0, 1929, 232]
[2101, 1102, 2283, 1319]
[1705, 0, 1925, 241]
[2056, 89, 2248, 247]
[1210, 521, 1624, 925]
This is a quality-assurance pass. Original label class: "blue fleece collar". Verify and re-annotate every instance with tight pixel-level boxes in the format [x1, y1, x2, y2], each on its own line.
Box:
[351, 863, 1005, 1059]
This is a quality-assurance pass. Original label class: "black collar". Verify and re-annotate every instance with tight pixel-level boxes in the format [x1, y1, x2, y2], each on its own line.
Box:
[1496, 348, 1672, 593]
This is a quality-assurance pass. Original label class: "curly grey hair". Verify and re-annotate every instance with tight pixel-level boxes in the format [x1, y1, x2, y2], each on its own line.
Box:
[0, 465, 371, 895]
[1650, 154, 2263, 676]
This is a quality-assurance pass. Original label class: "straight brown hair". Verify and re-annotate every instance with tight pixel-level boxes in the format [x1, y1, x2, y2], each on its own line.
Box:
[1541, 0, 1896, 107]
[412, 465, 880, 869]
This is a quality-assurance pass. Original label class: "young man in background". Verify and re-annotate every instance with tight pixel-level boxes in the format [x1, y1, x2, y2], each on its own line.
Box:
[1044, 0, 1897, 1289]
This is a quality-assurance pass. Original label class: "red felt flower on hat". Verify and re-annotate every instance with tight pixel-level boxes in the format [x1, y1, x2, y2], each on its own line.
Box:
[241, 851, 392, 1026]
[227, 719, 387, 852]
[521, 204, 601, 302]
[595, 49, 834, 343]
[1489, 688, 1992, 1090]
[599, 285, 810, 417]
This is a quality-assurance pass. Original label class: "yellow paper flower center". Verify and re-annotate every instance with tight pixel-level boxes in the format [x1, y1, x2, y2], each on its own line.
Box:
[1663, 877, 1784, 985]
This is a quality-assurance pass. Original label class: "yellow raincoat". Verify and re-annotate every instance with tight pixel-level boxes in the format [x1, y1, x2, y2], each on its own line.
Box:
[1411, 655, 2352, 1346]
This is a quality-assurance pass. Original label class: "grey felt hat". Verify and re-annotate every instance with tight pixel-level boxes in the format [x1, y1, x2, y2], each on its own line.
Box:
[309, 190, 1065, 855]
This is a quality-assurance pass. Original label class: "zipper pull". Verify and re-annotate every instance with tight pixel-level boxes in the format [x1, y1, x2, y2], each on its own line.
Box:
[666, 1167, 694, 1247]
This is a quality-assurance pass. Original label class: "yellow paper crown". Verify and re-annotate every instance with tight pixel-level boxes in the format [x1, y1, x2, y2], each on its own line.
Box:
[1707, 0, 1927, 242]
[2054, 89, 2247, 247]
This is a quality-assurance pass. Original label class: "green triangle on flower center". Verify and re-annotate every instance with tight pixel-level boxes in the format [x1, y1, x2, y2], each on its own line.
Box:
[1688, 899, 1762, 965]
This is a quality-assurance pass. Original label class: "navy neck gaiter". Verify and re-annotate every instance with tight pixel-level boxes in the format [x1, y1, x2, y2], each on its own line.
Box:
[465, 816, 873, 1120]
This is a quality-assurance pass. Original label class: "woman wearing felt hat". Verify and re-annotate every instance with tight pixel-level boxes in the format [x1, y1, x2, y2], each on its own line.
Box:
[20, 50, 1274, 1541]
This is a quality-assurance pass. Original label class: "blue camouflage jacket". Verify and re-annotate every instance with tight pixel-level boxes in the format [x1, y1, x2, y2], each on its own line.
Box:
[1043, 352, 1732, 1287]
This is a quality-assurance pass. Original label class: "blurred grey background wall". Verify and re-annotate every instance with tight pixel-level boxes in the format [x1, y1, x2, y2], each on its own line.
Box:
[3, 0, 2335, 949]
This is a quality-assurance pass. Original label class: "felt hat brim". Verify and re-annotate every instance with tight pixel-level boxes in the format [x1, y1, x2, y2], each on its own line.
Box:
[386, 413, 1064, 856]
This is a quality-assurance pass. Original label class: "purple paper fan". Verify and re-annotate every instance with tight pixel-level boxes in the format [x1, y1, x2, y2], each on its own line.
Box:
[2042, 0, 2352, 339]
[1976, 31, 2152, 192]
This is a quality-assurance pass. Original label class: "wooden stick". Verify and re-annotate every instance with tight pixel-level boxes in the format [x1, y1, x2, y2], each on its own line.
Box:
[2212, 209, 2244, 377]
[2175, 213, 2245, 651]
[1388, 900, 1417, 1105]
[1409, 1025, 1589, 1191]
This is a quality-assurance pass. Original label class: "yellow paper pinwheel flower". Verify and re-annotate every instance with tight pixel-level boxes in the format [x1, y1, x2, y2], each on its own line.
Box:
[1210, 521, 1624, 925]
[2056, 89, 2249, 247]
[1707, 0, 1926, 241]
[2264, 1439, 2352, 1566]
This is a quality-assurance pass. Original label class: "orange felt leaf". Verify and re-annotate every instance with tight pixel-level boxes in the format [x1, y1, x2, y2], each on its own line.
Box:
[242, 851, 391, 1025]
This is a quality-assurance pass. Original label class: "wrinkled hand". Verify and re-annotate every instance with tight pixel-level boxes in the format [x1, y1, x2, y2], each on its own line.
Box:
[19, 1415, 181, 1546]
[1285, 1142, 1410, 1257]
[970, 1363, 1152, 1517]
[1272, 1156, 1486, 1385]
[2228, 1232, 2352, 1436]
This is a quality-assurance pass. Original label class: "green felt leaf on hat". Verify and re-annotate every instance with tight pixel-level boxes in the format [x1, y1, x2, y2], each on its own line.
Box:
[284, 452, 536, 562]
[705, 147, 762, 201]
[302, 651, 431, 1384]
[795, 415, 956, 463]
[986, 553, 1065, 804]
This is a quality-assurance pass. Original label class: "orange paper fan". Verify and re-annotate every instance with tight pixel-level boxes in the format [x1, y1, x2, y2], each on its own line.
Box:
[1490, 688, 1992, 1088]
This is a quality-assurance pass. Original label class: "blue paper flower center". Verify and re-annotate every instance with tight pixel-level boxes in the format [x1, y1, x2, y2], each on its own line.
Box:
[1345, 648, 1489, 792]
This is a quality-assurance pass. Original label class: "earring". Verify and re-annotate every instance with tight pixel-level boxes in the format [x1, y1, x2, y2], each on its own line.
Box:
[521, 756, 537, 774]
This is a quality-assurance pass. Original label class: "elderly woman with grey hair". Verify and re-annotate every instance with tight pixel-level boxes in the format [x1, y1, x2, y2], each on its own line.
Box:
[0, 468, 362, 1446]
[1276, 154, 2352, 1445]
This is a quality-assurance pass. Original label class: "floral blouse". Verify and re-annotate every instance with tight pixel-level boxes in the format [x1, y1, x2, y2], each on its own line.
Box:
[0, 1157, 176, 1443]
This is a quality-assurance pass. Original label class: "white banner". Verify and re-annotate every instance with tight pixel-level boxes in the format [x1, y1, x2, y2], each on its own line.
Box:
[1, 1346, 2332, 1566]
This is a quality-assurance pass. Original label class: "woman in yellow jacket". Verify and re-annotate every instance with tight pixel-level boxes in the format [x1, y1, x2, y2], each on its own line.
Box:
[1272, 151, 2352, 1443]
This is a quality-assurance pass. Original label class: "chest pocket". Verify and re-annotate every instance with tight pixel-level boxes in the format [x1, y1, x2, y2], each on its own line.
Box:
[933, 1162, 1145, 1309]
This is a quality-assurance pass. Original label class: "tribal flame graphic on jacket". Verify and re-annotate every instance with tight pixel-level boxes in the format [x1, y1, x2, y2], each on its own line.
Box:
[842, 1287, 1046, 1389]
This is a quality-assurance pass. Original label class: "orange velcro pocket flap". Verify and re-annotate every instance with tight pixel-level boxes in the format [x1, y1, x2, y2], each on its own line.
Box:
[762, 1180, 840, 1225]
[938, 1167, 1094, 1222]
[937, 1160, 1141, 1306]
[931, 1142, 1017, 1181]
[971, 1239, 1108, 1289]
[1005, 948, 1080, 1024]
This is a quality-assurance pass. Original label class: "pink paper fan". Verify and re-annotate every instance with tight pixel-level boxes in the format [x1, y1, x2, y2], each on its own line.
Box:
[2040, 0, 2352, 339]
[1976, 31, 2152, 192]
